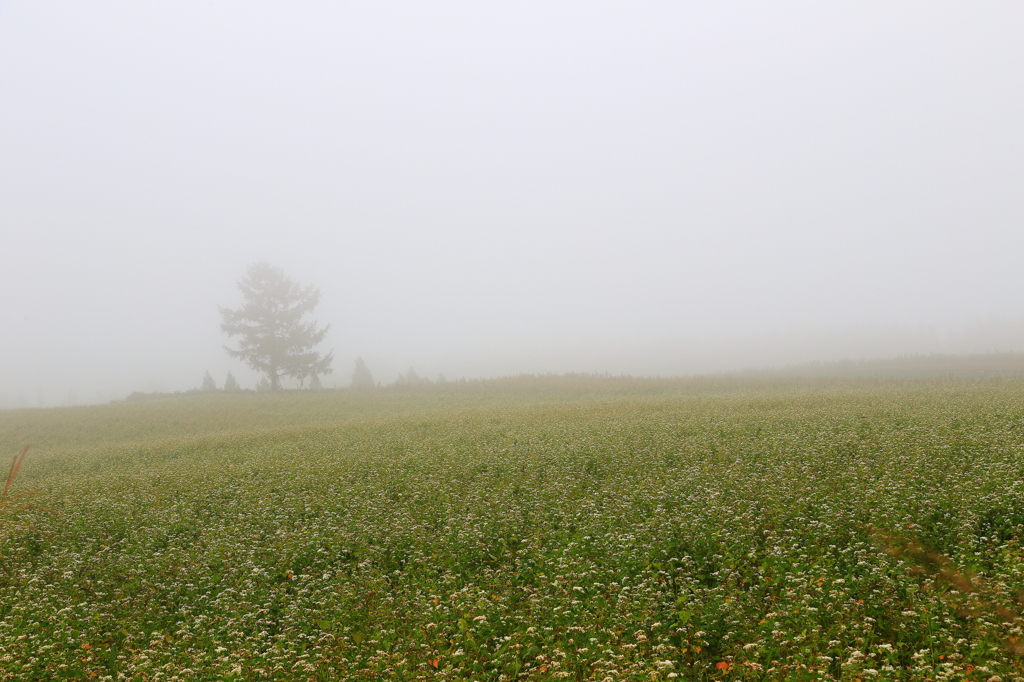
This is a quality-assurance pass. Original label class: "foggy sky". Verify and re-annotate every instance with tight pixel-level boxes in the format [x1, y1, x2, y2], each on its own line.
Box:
[2, 2, 1023, 405]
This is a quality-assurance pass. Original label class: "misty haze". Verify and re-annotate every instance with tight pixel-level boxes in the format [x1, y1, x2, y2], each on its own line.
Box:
[3, 4, 1024, 680]
[2, 3, 1022, 404]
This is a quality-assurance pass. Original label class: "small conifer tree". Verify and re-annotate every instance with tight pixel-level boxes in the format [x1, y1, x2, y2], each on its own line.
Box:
[224, 371, 240, 392]
[201, 371, 217, 391]
[352, 357, 375, 389]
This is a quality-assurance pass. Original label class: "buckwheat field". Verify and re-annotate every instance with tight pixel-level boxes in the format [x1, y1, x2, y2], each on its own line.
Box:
[2, 379, 1023, 681]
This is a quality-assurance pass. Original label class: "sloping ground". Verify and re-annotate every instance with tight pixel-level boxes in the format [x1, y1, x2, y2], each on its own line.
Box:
[761, 351, 1024, 380]
[0, 388, 588, 474]
[2, 382, 1024, 680]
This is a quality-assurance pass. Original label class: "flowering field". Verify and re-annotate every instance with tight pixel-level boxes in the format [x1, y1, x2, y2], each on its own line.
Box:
[1, 381, 1024, 681]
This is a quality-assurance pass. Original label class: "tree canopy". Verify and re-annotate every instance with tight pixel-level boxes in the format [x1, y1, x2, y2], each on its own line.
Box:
[219, 262, 333, 390]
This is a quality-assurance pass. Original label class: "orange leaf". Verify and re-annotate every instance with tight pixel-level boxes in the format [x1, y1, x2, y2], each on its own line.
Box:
[716, 661, 730, 670]
[428, 658, 440, 669]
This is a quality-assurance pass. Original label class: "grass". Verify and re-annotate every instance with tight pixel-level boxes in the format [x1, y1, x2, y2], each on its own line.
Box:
[1, 378, 1024, 680]
[0, 445, 41, 538]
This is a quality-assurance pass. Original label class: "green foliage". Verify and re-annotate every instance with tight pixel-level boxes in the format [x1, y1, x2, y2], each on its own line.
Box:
[223, 371, 240, 392]
[0, 446, 41, 539]
[220, 262, 333, 391]
[2, 381, 1024, 679]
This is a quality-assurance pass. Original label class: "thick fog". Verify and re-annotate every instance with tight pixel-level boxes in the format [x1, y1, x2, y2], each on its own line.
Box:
[2, 2, 1022, 405]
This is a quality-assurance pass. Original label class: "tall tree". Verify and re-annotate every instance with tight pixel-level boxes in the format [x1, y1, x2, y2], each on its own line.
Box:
[219, 262, 333, 390]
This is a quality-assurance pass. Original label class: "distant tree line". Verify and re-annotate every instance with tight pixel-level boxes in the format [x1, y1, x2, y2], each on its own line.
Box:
[200, 371, 242, 392]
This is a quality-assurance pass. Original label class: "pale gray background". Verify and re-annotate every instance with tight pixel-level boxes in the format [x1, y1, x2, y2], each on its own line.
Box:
[1, 2, 1022, 405]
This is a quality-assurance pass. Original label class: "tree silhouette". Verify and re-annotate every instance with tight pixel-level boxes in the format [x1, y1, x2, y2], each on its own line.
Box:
[220, 262, 333, 391]
[201, 371, 217, 391]
[351, 357, 375, 389]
